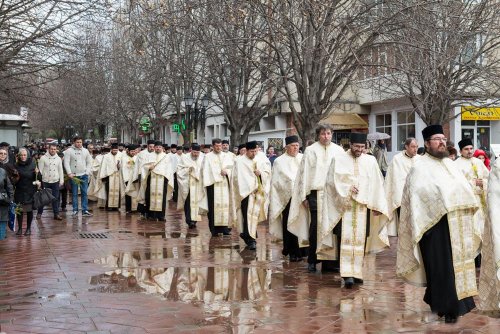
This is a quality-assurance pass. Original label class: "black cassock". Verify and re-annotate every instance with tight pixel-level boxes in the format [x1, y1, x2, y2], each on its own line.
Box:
[419, 215, 475, 317]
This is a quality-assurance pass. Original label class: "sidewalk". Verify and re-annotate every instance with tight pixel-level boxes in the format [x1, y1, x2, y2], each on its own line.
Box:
[1, 202, 499, 333]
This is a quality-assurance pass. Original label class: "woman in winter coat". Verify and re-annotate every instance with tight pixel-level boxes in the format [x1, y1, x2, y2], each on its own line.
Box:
[14, 148, 41, 236]
[0, 166, 14, 240]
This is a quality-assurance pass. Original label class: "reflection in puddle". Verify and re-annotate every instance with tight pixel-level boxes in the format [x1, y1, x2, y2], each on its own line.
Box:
[137, 231, 198, 239]
[89, 266, 276, 303]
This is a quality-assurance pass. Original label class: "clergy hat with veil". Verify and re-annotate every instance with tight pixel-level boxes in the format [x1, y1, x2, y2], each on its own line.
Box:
[421, 124, 444, 140]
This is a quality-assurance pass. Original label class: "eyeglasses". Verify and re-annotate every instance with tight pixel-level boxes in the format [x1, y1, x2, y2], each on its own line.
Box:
[0, 152, 6, 155]
[428, 137, 447, 143]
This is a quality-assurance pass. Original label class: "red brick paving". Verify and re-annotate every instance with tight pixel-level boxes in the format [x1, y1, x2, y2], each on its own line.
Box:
[1, 201, 499, 333]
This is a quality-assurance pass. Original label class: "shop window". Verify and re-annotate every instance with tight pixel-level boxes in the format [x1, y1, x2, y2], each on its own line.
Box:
[375, 113, 392, 152]
[397, 111, 416, 150]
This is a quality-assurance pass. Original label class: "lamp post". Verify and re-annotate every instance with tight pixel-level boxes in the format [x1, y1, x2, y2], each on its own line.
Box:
[184, 94, 209, 143]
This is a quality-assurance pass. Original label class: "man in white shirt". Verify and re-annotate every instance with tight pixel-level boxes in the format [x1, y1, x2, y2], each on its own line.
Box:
[63, 136, 93, 217]
[37, 144, 64, 220]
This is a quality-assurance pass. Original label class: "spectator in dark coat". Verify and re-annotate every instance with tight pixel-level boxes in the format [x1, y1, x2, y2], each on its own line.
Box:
[0, 167, 14, 240]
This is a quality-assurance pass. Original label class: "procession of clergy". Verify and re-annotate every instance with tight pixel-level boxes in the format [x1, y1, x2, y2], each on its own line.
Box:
[88, 123, 500, 324]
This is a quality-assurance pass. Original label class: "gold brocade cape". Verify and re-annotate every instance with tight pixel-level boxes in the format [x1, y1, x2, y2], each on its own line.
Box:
[230, 155, 271, 239]
[321, 152, 390, 255]
[96, 152, 125, 207]
[176, 153, 206, 220]
[478, 159, 500, 310]
[383, 152, 419, 236]
[396, 154, 480, 299]
[288, 142, 345, 245]
[137, 152, 175, 206]
[268, 152, 303, 239]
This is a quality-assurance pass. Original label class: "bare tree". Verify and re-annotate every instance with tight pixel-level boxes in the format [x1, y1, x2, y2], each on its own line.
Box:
[367, 0, 500, 125]
[189, 0, 281, 145]
[255, 0, 385, 142]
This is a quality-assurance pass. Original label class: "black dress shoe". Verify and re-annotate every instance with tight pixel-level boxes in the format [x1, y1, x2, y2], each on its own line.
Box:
[24, 229, 31, 236]
[307, 263, 316, 273]
[290, 255, 301, 262]
[444, 315, 457, 324]
[16, 228, 23, 236]
[344, 277, 354, 289]
[248, 241, 256, 250]
[354, 278, 363, 284]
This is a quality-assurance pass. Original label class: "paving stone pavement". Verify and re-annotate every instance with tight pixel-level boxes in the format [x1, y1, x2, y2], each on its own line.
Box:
[1, 201, 499, 333]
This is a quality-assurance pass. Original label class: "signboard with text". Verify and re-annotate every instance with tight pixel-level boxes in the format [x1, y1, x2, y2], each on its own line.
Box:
[461, 106, 500, 120]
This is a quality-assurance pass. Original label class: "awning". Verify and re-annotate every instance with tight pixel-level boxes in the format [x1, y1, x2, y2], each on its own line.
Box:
[319, 113, 368, 130]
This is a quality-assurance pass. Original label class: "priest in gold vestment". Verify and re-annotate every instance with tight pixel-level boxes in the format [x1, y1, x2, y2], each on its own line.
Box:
[478, 158, 500, 311]
[129, 140, 155, 218]
[121, 145, 138, 213]
[288, 124, 345, 273]
[176, 144, 206, 229]
[455, 138, 489, 267]
[397, 125, 480, 323]
[322, 132, 389, 288]
[98, 143, 124, 211]
[231, 141, 271, 250]
[269, 135, 304, 261]
[383, 138, 419, 236]
[138, 141, 174, 221]
[201, 138, 234, 236]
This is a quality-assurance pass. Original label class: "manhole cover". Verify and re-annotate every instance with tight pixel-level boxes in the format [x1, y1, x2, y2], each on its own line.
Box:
[76, 232, 111, 239]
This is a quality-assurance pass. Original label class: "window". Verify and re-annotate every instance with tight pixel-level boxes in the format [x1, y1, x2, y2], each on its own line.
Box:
[397, 111, 416, 150]
[375, 113, 392, 152]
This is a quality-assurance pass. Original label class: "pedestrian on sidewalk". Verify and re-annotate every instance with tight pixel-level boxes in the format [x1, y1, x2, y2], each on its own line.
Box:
[14, 148, 41, 236]
[0, 166, 14, 240]
[63, 136, 93, 217]
[36, 144, 64, 220]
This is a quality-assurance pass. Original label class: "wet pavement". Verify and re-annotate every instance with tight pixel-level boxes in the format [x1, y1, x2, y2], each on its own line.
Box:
[1, 201, 499, 333]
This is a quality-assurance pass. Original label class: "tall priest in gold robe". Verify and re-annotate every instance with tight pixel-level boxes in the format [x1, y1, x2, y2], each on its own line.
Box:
[269, 135, 304, 261]
[129, 140, 155, 218]
[478, 158, 500, 311]
[397, 125, 480, 324]
[231, 141, 271, 250]
[121, 144, 138, 213]
[98, 143, 124, 211]
[383, 138, 420, 236]
[322, 132, 389, 288]
[201, 138, 234, 236]
[455, 138, 489, 267]
[177, 143, 206, 229]
[138, 141, 174, 221]
[288, 124, 345, 273]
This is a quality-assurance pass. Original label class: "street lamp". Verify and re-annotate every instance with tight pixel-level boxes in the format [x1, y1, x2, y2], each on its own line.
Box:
[184, 93, 209, 142]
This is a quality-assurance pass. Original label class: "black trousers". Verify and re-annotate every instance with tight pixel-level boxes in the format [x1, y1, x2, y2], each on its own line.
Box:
[419, 215, 475, 317]
[172, 173, 178, 202]
[184, 191, 192, 225]
[240, 196, 256, 242]
[307, 191, 319, 264]
[206, 185, 227, 234]
[282, 201, 301, 257]
[145, 175, 168, 219]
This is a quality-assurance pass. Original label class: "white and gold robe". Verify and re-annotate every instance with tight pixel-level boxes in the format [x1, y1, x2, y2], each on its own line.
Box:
[128, 149, 154, 204]
[269, 152, 303, 239]
[230, 155, 271, 239]
[138, 152, 174, 212]
[176, 153, 206, 221]
[455, 156, 489, 241]
[201, 152, 234, 227]
[322, 152, 389, 279]
[384, 152, 420, 236]
[97, 152, 124, 208]
[397, 154, 480, 300]
[288, 142, 345, 259]
[478, 159, 500, 311]
[121, 153, 138, 211]
[88, 154, 103, 204]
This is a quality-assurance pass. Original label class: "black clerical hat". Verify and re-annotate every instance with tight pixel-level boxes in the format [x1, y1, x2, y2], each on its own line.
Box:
[191, 143, 201, 151]
[238, 144, 245, 151]
[422, 125, 444, 140]
[171, 144, 177, 149]
[285, 135, 299, 145]
[350, 132, 367, 144]
[154, 141, 163, 146]
[111, 143, 118, 149]
[222, 139, 229, 145]
[128, 144, 138, 150]
[147, 139, 155, 145]
[246, 141, 258, 150]
[458, 138, 473, 150]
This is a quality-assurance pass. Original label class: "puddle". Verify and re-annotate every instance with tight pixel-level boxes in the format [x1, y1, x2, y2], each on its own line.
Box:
[89, 266, 279, 303]
[137, 231, 198, 239]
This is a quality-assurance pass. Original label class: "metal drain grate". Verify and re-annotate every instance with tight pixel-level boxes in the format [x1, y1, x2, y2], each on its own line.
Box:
[76, 232, 110, 239]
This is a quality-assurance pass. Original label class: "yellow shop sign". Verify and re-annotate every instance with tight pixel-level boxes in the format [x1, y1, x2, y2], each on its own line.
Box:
[461, 106, 500, 120]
